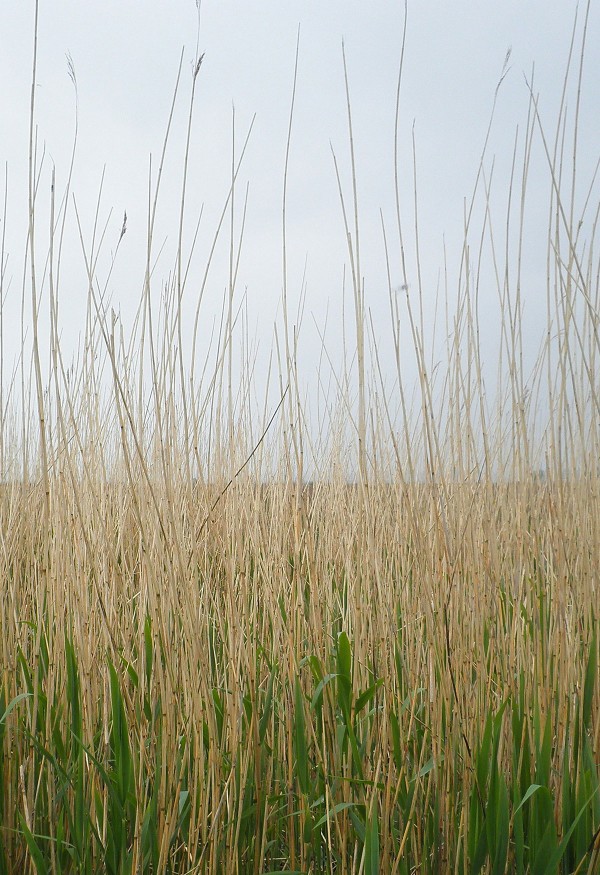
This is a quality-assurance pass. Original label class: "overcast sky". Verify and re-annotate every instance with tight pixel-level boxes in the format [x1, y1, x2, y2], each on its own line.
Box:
[1, 2, 599, 454]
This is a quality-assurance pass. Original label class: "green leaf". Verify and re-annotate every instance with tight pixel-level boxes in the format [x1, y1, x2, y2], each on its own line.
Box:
[17, 814, 48, 875]
[530, 817, 558, 875]
[389, 710, 402, 771]
[535, 714, 552, 788]
[513, 782, 544, 817]
[0, 692, 32, 724]
[310, 673, 338, 711]
[346, 719, 365, 781]
[365, 803, 379, 875]
[336, 632, 353, 718]
[308, 655, 324, 685]
[491, 777, 509, 875]
[583, 628, 597, 730]
[261, 871, 306, 874]
[355, 679, 383, 715]
[294, 677, 309, 796]
[178, 789, 190, 816]
[470, 819, 488, 875]
[108, 659, 133, 852]
[259, 664, 276, 744]
[349, 806, 366, 843]
[313, 801, 357, 830]
[540, 787, 600, 875]
[476, 712, 493, 801]
[411, 755, 435, 782]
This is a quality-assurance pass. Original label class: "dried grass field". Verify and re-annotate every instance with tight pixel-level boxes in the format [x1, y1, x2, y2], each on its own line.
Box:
[0, 4, 599, 874]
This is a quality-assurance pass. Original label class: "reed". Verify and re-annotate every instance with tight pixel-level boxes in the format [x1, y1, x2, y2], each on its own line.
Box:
[0, 3, 598, 873]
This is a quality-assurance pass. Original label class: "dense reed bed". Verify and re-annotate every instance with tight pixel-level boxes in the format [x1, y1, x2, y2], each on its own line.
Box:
[0, 4, 599, 873]
[1, 472, 598, 873]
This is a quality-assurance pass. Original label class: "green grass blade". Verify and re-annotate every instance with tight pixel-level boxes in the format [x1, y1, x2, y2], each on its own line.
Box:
[530, 816, 558, 875]
[294, 676, 309, 796]
[108, 662, 132, 806]
[336, 632, 353, 720]
[259, 663, 276, 745]
[313, 801, 357, 831]
[469, 817, 488, 875]
[17, 813, 49, 875]
[355, 679, 383, 715]
[513, 782, 544, 816]
[0, 692, 32, 724]
[309, 673, 337, 711]
[365, 802, 379, 875]
[582, 627, 597, 730]
[491, 776, 509, 875]
[476, 712, 493, 803]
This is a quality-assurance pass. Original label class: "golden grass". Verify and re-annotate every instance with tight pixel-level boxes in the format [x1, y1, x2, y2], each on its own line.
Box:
[0, 3, 598, 872]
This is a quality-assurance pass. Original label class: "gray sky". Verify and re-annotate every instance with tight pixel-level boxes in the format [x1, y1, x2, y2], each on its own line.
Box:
[1, 2, 599, 459]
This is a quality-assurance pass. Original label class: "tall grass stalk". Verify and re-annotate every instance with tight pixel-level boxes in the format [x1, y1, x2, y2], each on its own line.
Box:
[0, 4, 599, 873]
